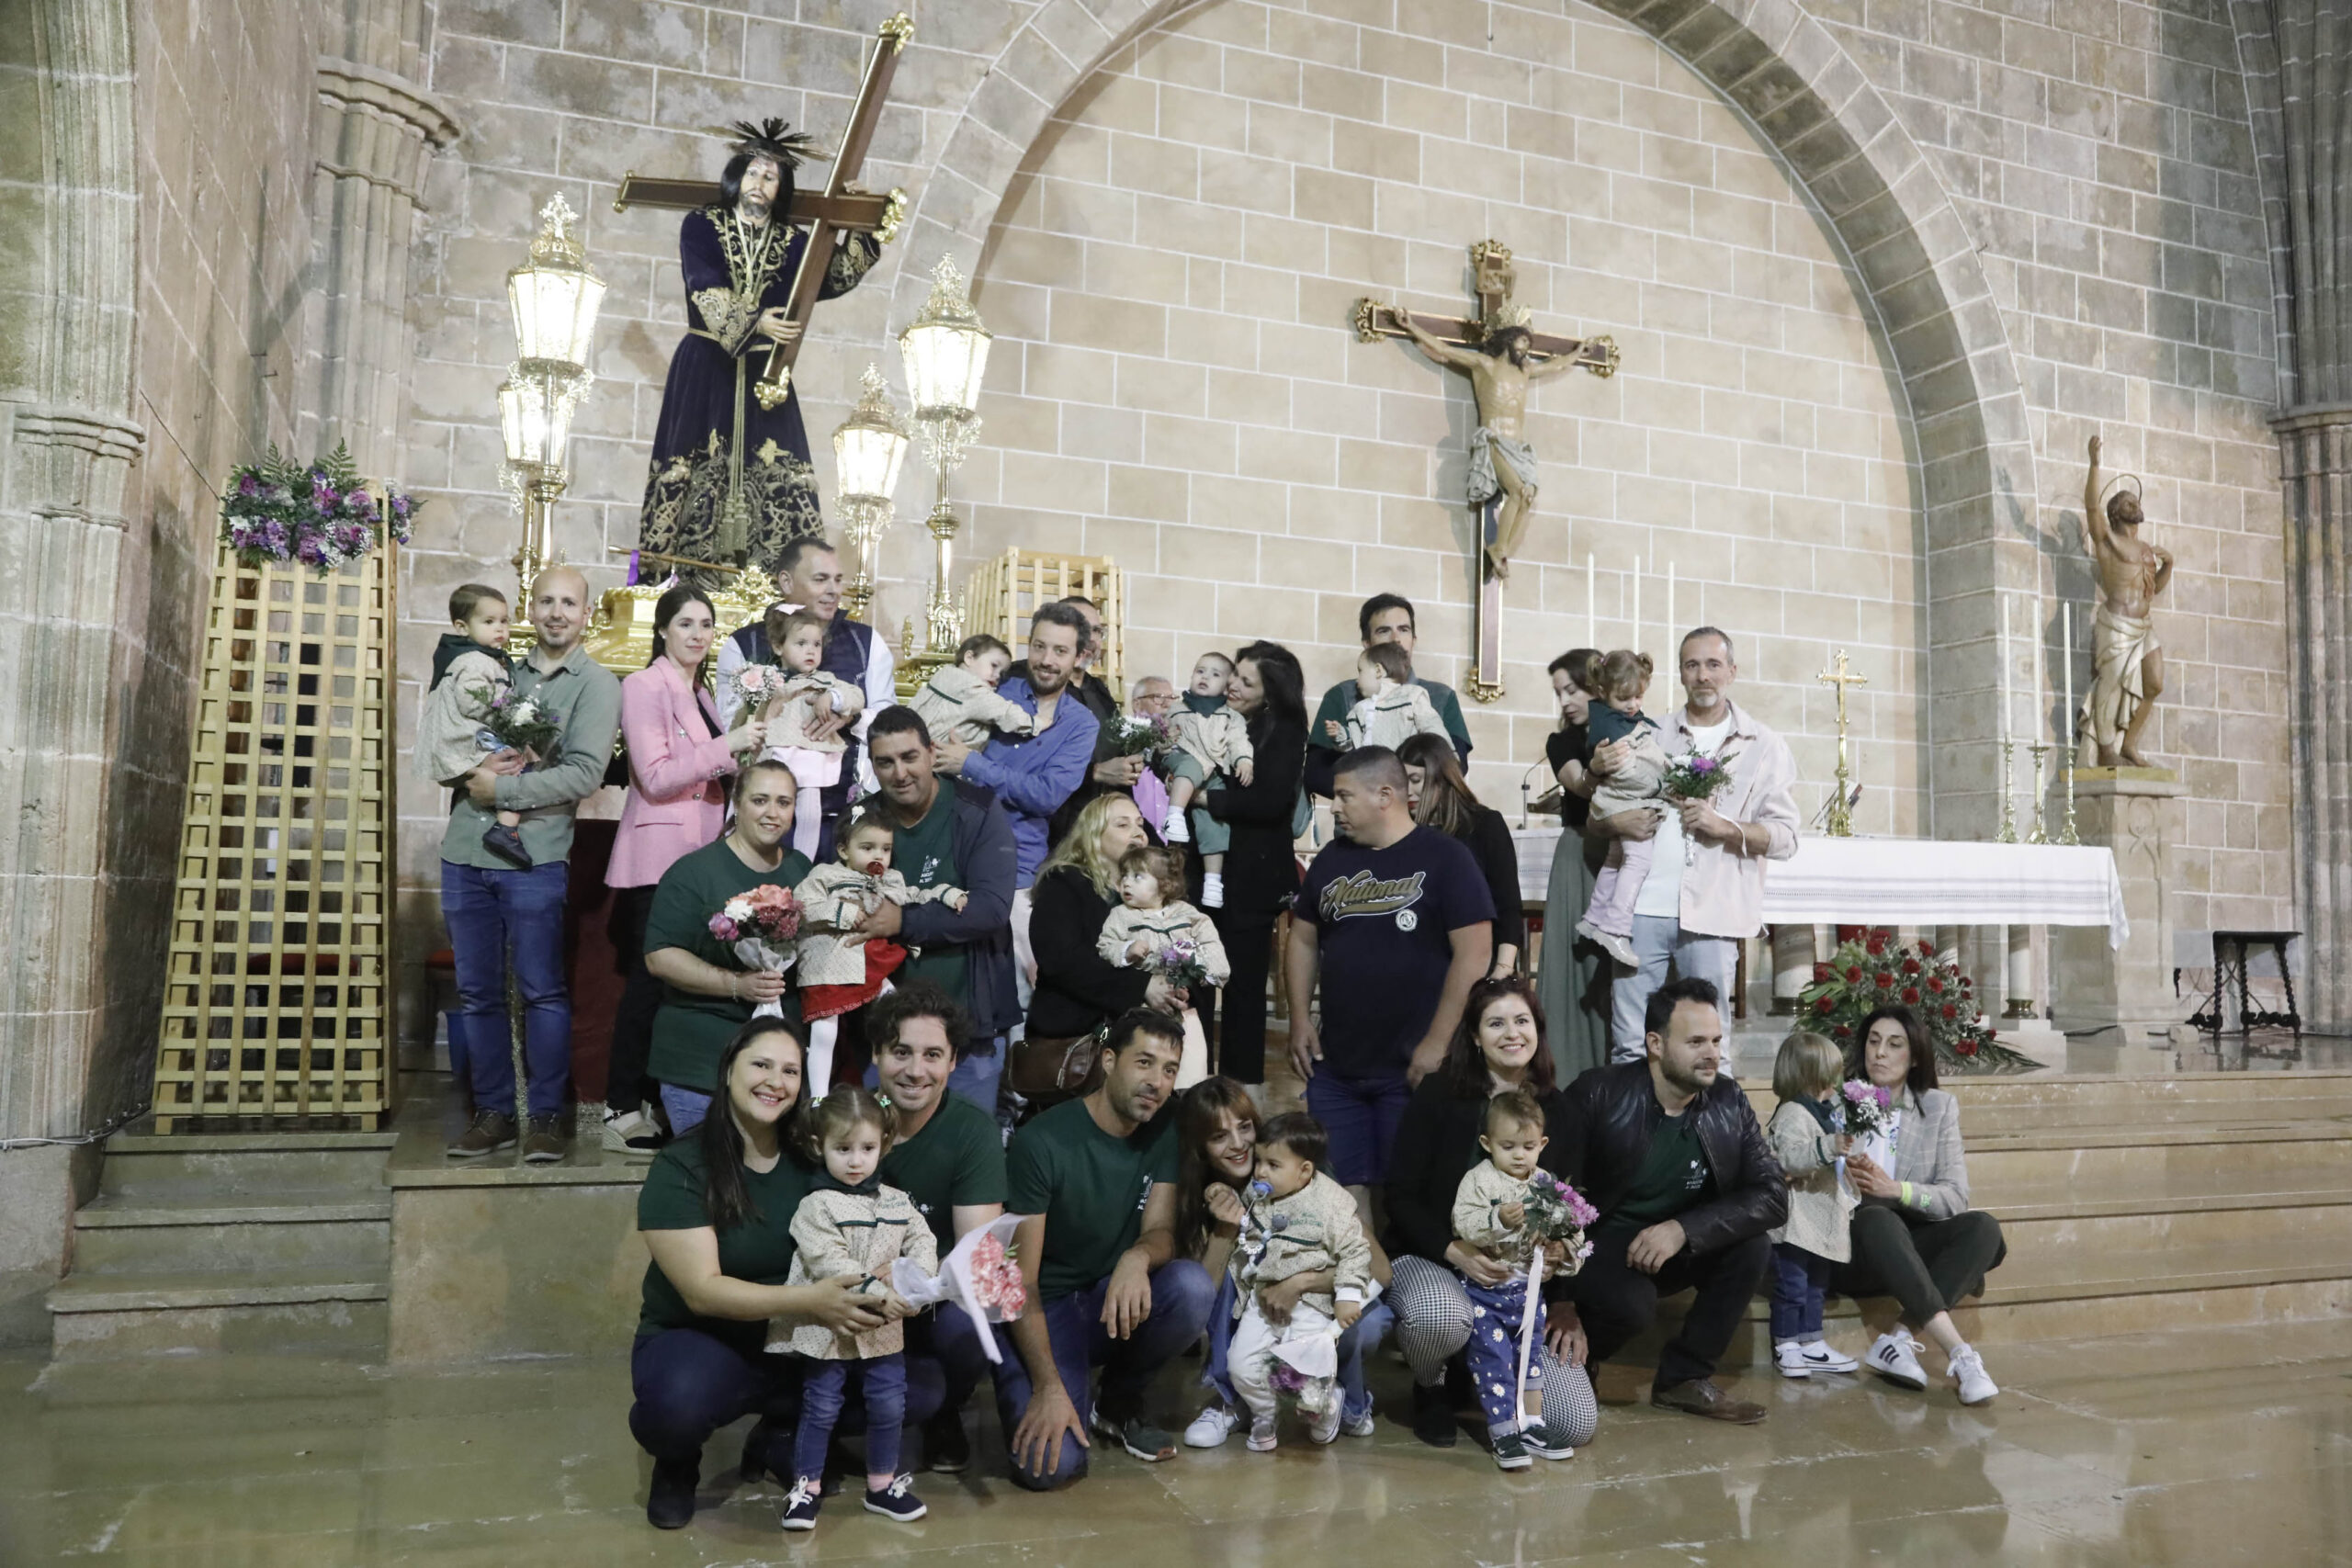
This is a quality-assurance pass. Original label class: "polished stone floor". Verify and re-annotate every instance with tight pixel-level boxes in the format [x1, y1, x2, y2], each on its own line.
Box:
[2, 1316, 2346, 1566]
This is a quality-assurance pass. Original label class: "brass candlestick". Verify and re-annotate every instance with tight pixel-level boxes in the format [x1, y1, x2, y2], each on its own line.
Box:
[1814, 648, 1869, 839]
[2059, 738, 2082, 845]
[1996, 738, 2018, 843]
[2025, 742, 2051, 843]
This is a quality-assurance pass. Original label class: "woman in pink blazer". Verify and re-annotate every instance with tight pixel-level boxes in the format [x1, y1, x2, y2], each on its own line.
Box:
[605, 585, 766, 1151]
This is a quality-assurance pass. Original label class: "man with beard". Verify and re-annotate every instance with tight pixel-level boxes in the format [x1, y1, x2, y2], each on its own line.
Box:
[1544, 977, 1785, 1424]
[638, 119, 882, 579]
[994, 1010, 1213, 1488]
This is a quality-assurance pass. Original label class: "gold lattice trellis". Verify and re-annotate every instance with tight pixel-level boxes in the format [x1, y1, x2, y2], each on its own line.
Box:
[962, 549, 1125, 701]
[151, 544, 399, 1131]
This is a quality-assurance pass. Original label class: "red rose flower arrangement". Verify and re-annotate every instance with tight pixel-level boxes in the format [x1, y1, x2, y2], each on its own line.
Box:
[1794, 927, 2041, 1074]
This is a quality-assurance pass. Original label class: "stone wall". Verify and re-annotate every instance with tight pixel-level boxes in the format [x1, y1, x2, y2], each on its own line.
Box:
[384, 0, 2300, 1034]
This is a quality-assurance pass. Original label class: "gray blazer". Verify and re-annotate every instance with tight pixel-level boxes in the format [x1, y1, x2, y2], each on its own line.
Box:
[1868, 1086, 1970, 1222]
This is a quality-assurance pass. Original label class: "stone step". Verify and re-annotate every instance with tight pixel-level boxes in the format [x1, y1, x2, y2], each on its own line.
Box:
[1731, 1078, 2352, 1132]
[1966, 1131, 2352, 1194]
[96, 1131, 398, 1203]
[1992, 1198, 2352, 1278]
[45, 1269, 390, 1360]
[70, 1194, 390, 1275]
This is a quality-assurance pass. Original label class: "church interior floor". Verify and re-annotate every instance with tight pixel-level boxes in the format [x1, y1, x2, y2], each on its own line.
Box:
[3, 1315, 2346, 1566]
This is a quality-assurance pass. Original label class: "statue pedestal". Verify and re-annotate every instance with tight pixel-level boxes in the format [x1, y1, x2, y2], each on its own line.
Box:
[2052, 768, 2188, 1045]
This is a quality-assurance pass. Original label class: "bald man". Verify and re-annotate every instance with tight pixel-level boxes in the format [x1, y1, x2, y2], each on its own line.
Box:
[443, 566, 624, 1162]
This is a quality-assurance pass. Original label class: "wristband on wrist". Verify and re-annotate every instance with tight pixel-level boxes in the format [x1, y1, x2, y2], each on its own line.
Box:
[1900, 1180, 1915, 1207]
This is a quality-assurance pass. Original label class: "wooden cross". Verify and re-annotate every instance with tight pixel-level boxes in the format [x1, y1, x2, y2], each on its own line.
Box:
[1815, 647, 1869, 837]
[615, 13, 913, 410]
[1352, 240, 1621, 703]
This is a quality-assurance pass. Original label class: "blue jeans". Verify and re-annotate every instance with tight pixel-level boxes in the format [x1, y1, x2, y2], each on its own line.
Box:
[990, 1259, 1214, 1490]
[629, 1328, 946, 1473]
[1201, 1271, 1388, 1427]
[661, 1083, 712, 1135]
[1305, 1073, 1413, 1187]
[442, 859, 572, 1118]
[796, 1355, 907, 1480]
[1609, 914, 1737, 1062]
[1771, 1241, 1835, 1340]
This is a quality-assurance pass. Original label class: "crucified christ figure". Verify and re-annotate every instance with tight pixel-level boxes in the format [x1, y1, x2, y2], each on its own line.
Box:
[1395, 310, 1583, 580]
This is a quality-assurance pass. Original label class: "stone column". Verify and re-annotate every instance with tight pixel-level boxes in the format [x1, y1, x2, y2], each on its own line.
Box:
[300, 3, 459, 472]
[2276, 409, 2350, 1032]
[2052, 773, 2188, 1044]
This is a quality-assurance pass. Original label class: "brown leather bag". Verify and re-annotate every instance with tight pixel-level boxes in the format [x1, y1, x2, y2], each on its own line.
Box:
[1007, 1024, 1107, 1099]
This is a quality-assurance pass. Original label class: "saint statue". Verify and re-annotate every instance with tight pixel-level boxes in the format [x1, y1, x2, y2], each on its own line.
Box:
[1395, 305, 1585, 579]
[638, 119, 882, 582]
[2079, 434, 2174, 766]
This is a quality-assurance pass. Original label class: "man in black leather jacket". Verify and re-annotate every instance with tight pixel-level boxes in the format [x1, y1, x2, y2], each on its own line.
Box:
[1544, 976, 1784, 1423]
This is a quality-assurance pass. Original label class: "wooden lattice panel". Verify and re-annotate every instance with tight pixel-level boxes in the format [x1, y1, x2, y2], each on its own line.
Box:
[151, 544, 399, 1130]
[962, 549, 1125, 701]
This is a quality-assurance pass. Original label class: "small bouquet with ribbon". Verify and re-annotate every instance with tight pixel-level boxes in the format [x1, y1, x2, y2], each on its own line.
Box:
[708, 885, 805, 1017]
[892, 1213, 1028, 1363]
[1518, 1171, 1601, 1277]
[1659, 742, 1740, 863]
[1107, 711, 1171, 761]
[1838, 1078, 1894, 1138]
[1147, 936, 1216, 997]
[480, 687, 560, 762]
[729, 661, 788, 717]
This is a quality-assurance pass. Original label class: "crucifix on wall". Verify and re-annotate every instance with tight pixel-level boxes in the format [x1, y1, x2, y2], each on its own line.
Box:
[1354, 240, 1620, 702]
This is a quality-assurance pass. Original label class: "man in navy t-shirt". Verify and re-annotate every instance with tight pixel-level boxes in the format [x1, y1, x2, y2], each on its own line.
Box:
[1286, 747, 1495, 1201]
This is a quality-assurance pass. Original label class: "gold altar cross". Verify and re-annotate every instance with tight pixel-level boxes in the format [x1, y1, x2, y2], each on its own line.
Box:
[614, 14, 912, 410]
[1353, 240, 1620, 703]
[1815, 648, 1870, 837]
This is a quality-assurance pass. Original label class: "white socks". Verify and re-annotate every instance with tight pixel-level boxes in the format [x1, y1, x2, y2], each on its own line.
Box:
[1203, 873, 1224, 908]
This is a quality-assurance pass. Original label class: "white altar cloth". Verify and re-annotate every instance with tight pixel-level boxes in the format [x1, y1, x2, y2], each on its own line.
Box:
[1510, 829, 2127, 947]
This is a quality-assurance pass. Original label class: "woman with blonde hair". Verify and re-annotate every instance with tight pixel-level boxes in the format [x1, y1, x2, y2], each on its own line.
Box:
[1023, 793, 1191, 1056]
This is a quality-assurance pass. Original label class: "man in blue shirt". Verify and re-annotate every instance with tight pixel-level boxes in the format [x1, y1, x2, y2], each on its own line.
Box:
[933, 600, 1100, 1009]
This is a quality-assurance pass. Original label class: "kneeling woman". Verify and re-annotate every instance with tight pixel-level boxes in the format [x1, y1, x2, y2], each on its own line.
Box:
[1835, 1004, 2006, 1405]
[628, 1017, 918, 1529]
[1383, 976, 1600, 1455]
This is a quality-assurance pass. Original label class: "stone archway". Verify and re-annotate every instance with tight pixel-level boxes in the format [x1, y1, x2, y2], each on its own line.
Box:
[898, 0, 2036, 833]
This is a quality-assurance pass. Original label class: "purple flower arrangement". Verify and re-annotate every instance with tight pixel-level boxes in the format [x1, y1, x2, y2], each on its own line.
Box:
[1661, 743, 1739, 803]
[220, 442, 414, 576]
[1838, 1078, 1894, 1138]
[1519, 1172, 1600, 1273]
[1147, 935, 1214, 997]
[1107, 711, 1170, 760]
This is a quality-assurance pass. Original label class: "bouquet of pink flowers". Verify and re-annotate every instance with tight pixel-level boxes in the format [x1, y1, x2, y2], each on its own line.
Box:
[709, 885, 805, 1018]
[729, 662, 790, 716]
[967, 1229, 1026, 1320]
[1518, 1171, 1601, 1275]
[1838, 1078, 1894, 1137]
[1659, 743, 1739, 862]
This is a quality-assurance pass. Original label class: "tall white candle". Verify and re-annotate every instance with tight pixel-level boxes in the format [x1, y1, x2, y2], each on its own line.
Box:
[2063, 601, 2075, 743]
[1667, 561, 1677, 684]
[2032, 596, 2047, 743]
[1998, 592, 2011, 744]
[1631, 558, 1641, 660]
[1587, 552, 1596, 646]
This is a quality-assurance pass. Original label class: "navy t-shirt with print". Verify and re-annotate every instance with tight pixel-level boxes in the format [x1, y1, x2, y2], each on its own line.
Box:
[1296, 825, 1496, 1084]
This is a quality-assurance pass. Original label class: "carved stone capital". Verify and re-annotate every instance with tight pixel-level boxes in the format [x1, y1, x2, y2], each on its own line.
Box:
[312, 56, 463, 201]
[6, 402, 146, 528]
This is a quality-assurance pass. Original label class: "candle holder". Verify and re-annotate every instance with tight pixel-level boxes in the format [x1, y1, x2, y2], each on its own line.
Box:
[1995, 739, 2018, 843]
[2059, 738, 2082, 845]
[2025, 742, 2051, 843]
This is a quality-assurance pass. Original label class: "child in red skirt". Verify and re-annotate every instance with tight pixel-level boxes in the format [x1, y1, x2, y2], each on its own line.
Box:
[794, 807, 967, 1089]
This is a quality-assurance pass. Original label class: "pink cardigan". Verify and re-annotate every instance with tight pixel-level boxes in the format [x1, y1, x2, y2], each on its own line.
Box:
[608, 659, 737, 889]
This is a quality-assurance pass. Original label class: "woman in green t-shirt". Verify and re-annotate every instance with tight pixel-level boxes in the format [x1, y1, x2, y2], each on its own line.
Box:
[630, 1016, 896, 1531]
[644, 760, 813, 1134]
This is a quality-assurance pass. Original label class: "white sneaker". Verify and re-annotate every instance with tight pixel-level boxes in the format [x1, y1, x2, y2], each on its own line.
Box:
[1949, 1345, 1998, 1405]
[1308, 1401, 1342, 1445]
[1341, 1408, 1376, 1438]
[1802, 1338, 1860, 1374]
[1866, 1330, 1929, 1391]
[1575, 919, 1639, 969]
[1182, 1404, 1238, 1449]
[1773, 1339, 1812, 1380]
[1162, 809, 1192, 844]
[1246, 1415, 1278, 1452]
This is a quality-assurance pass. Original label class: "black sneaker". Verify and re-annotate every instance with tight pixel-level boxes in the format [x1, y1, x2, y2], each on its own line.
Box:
[521, 1114, 567, 1164]
[445, 1110, 515, 1159]
[1410, 1380, 1459, 1448]
[779, 1475, 822, 1531]
[646, 1456, 697, 1529]
[1521, 1419, 1577, 1461]
[1491, 1428, 1532, 1472]
[863, 1472, 927, 1522]
[481, 822, 533, 868]
[925, 1413, 972, 1473]
[1087, 1408, 1176, 1462]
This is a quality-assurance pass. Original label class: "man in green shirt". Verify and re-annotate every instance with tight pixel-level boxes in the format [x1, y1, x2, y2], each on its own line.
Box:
[1304, 592, 1472, 797]
[867, 981, 1009, 1473]
[442, 567, 623, 1162]
[994, 1010, 1213, 1489]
